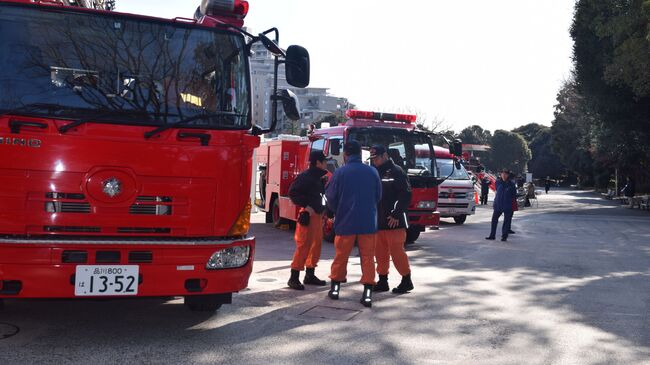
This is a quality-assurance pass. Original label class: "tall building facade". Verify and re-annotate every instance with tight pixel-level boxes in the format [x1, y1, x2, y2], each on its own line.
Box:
[249, 40, 349, 135]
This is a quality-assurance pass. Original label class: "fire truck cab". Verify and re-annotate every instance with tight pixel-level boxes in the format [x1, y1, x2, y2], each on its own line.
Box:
[256, 110, 443, 244]
[0, 0, 309, 311]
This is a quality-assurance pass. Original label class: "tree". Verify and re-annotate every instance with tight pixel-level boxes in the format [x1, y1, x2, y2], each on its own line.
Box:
[527, 128, 565, 179]
[550, 80, 597, 186]
[511, 123, 545, 144]
[488, 130, 531, 175]
[457, 125, 492, 145]
[571, 0, 650, 186]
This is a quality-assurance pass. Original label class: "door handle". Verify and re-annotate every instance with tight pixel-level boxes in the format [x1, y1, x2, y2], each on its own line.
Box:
[177, 132, 211, 146]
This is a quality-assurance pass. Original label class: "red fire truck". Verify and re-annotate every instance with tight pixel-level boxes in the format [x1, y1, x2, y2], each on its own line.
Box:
[256, 110, 445, 244]
[0, 0, 309, 311]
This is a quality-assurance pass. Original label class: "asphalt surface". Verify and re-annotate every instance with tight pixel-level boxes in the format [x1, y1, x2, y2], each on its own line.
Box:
[1, 189, 650, 364]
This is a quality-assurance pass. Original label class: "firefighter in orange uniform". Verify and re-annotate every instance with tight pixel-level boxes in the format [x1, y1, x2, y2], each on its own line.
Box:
[369, 145, 414, 294]
[286, 151, 329, 290]
[325, 141, 382, 307]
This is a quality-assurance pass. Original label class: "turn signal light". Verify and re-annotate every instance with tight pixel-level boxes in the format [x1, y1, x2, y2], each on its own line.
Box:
[345, 110, 417, 123]
[227, 200, 252, 237]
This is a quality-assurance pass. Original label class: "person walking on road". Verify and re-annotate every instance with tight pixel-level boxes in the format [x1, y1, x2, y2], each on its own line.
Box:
[480, 176, 491, 205]
[486, 169, 517, 242]
[545, 177, 552, 194]
[369, 145, 414, 295]
[325, 140, 382, 308]
[286, 151, 329, 290]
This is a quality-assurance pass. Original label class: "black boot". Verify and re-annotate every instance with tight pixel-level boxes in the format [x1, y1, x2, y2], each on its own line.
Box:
[373, 275, 389, 292]
[303, 267, 326, 286]
[508, 230, 516, 234]
[392, 274, 414, 294]
[360, 284, 373, 308]
[287, 269, 304, 290]
[328, 281, 341, 300]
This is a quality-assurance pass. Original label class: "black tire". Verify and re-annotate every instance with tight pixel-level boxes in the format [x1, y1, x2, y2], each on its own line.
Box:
[405, 226, 421, 244]
[271, 198, 288, 227]
[453, 215, 467, 224]
[184, 295, 223, 312]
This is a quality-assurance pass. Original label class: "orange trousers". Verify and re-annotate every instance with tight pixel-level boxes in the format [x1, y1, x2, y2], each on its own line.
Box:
[329, 233, 376, 285]
[291, 212, 323, 271]
[375, 229, 411, 276]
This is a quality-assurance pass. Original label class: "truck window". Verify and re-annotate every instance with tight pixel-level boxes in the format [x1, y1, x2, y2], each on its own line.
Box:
[327, 137, 344, 173]
[0, 4, 250, 129]
[311, 138, 325, 153]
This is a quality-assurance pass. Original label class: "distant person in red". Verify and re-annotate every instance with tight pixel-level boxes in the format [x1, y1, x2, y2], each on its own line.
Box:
[286, 151, 329, 290]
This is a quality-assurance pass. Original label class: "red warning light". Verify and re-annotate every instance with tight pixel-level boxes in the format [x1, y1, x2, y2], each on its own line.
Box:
[345, 110, 417, 124]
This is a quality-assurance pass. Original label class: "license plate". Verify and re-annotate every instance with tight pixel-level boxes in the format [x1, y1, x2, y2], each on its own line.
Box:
[448, 208, 456, 214]
[75, 265, 139, 296]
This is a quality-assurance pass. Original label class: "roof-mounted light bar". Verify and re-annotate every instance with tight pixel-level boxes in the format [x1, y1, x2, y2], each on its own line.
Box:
[345, 110, 417, 124]
[199, 0, 249, 19]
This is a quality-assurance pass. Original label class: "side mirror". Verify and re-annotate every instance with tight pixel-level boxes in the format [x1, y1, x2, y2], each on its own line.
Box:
[285, 45, 310, 88]
[278, 89, 300, 121]
[454, 157, 462, 170]
[330, 139, 341, 156]
[449, 139, 463, 157]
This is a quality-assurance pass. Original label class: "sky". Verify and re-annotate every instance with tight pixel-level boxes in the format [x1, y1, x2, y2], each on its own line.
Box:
[117, 0, 575, 132]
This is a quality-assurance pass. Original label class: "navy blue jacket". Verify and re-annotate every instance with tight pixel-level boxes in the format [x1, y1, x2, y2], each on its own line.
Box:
[325, 155, 382, 235]
[493, 179, 517, 212]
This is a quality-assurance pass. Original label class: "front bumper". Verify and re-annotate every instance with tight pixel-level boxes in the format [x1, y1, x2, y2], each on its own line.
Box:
[408, 210, 440, 229]
[0, 236, 255, 299]
[438, 199, 476, 217]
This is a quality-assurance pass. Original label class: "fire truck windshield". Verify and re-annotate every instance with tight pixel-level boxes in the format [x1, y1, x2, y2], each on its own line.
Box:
[438, 158, 470, 180]
[347, 129, 436, 177]
[0, 4, 250, 129]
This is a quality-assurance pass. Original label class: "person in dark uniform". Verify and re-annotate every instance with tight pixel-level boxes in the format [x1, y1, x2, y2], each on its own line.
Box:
[486, 169, 517, 242]
[480, 176, 491, 205]
[286, 151, 329, 290]
[545, 176, 551, 194]
[369, 145, 414, 294]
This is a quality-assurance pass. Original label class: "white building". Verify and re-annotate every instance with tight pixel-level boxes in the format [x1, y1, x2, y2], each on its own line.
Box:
[249, 40, 349, 135]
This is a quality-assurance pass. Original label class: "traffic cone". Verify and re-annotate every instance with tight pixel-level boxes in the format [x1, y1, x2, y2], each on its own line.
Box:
[474, 191, 479, 204]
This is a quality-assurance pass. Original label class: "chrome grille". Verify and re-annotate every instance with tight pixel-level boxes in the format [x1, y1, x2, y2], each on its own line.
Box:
[439, 192, 467, 199]
[45, 192, 91, 214]
[129, 196, 172, 215]
[439, 203, 469, 209]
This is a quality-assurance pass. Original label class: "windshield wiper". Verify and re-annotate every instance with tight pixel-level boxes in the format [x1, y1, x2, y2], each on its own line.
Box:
[144, 112, 246, 139]
[58, 109, 158, 134]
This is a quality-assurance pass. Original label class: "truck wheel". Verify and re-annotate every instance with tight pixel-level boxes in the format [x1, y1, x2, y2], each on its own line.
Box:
[453, 215, 467, 224]
[184, 295, 223, 312]
[271, 198, 288, 227]
[405, 227, 421, 244]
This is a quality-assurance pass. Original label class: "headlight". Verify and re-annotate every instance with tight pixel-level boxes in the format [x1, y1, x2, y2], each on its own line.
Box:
[468, 192, 475, 200]
[417, 201, 436, 209]
[206, 245, 250, 269]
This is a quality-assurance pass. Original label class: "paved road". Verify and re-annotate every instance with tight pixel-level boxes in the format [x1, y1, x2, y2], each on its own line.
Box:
[1, 189, 650, 364]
